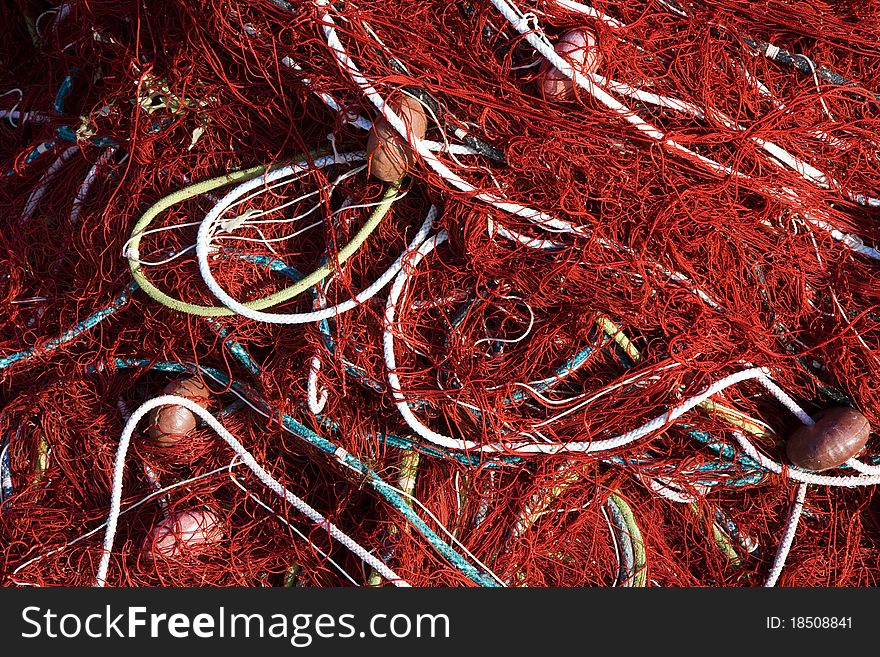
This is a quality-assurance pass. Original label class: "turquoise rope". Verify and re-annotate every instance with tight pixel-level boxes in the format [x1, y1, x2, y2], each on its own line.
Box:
[0, 281, 138, 371]
[53, 71, 77, 113]
[205, 318, 260, 376]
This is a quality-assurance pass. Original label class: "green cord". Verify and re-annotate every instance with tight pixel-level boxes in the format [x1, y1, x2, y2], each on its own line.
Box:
[239, 181, 401, 314]
[127, 156, 401, 316]
[283, 564, 301, 587]
[128, 162, 270, 316]
[688, 502, 741, 567]
[609, 493, 647, 587]
[711, 521, 742, 566]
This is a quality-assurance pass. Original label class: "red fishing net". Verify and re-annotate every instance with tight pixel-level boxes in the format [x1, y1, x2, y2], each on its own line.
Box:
[1, 0, 879, 587]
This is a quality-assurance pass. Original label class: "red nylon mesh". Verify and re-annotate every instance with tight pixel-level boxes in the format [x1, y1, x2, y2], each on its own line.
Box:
[1, 0, 879, 587]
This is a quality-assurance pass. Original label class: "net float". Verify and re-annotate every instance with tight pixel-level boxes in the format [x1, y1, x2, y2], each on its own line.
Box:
[147, 377, 212, 446]
[785, 406, 871, 471]
[366, 94, 428, 182]
[539, 28, 602, 101]
[143, 508, 225, 560]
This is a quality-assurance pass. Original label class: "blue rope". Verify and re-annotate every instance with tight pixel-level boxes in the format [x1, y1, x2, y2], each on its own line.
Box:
[0, 281, 138, 372]
[55, 125, 117, 148]
[0, 425, 13, 503]
[7, 139, 56, 175]
[7, 71, 117, 178]
[53, 71, 77, 113]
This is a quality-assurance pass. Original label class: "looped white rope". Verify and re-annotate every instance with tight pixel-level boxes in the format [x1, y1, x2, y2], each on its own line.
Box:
[196, 153, 438, 323]
[307, 355, 329, 414]
[95, 395, 408, 587]
[381, 232, 815, 457]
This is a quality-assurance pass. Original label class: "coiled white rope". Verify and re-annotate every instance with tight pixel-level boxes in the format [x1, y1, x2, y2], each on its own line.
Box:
[764, 482, 807, 587]
[306, 0, 877, 587]
[196, 152, 438, 324]
[95, 395, 409, 587]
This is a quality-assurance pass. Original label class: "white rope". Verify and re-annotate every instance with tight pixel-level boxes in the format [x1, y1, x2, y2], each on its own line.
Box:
[487, 217, 564, 250]
[95, 395, 408, 587]
[845, 458, 880, 475]
[599, 78, 837, 190]
[490, 0, 880, 260]
[764, 483, 807, 587]
[21, 146, 80, 222]
[307, 355, 329, 414]
[381, 232, 803, 455]
[732, 431, 880, 487]
[0, 88, 23, 128]
[643, 476, 702, 504]
[196, 153, 438, 324]
[554, 0, 625, 29]
[489, 0, 741, 176]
